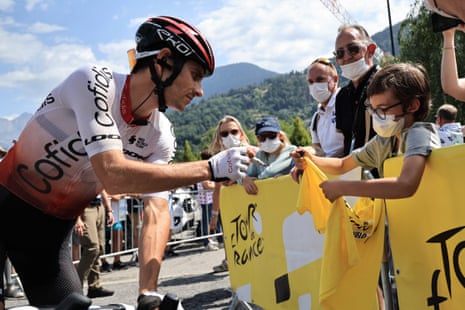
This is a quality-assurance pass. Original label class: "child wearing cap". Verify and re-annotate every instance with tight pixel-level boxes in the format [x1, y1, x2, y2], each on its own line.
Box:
[242, 116, 297, 195]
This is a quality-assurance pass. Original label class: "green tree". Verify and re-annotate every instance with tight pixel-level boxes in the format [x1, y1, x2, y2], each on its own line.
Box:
[290, 116, 311, 147]
[181, 140, 198, 162]
[200, 127, 216, 151]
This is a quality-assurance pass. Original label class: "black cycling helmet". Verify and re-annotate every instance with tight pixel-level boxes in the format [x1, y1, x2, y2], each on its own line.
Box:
[133, 16, 215, 113]
[135, 16, 215, 76]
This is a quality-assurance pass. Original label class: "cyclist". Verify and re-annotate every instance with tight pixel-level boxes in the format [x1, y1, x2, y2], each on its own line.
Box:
[0, 16, 248, 310]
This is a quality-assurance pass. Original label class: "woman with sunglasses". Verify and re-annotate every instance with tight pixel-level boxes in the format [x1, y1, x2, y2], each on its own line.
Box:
[242, 117, 297, 195]
[208, 115, 255, 272]
[209, 115, 250, 153]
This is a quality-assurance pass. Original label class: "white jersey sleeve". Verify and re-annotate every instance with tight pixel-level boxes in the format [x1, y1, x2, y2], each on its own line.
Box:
[57, 65, 123, 157]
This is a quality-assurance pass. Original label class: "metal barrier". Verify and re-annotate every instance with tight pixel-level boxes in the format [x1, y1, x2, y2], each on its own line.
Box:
[72, 187, 222, 264]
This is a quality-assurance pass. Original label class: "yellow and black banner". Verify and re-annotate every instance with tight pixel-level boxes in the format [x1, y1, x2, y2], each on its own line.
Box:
[385, 144, 465, 309]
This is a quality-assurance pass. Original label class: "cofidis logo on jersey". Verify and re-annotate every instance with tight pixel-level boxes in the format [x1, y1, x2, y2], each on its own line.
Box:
[87, 66, 114, 128]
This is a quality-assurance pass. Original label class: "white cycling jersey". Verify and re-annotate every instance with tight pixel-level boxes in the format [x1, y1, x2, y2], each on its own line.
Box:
[0, 65, 175, 219]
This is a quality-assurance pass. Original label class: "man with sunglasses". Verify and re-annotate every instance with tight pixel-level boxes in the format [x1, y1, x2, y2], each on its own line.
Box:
[307, 58, 344, 158]
[333, 24, 379, 156]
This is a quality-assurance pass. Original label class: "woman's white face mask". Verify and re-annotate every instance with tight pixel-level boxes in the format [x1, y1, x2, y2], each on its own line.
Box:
[259, 137, 281, 153]
[222, 134, 242, 149]
[372, 114, 405, 138]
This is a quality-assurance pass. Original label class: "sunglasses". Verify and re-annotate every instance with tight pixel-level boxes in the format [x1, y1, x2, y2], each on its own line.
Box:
[219, 129, 239, 138]
[333, 44, 363, 59]
[257, 132, 278, 142]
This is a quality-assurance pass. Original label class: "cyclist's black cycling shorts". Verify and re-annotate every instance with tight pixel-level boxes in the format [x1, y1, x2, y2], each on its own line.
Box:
[0, 185, 82, 307]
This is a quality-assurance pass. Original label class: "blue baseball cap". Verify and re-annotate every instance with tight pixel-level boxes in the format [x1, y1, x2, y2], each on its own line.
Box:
[255, 117, 281, 135]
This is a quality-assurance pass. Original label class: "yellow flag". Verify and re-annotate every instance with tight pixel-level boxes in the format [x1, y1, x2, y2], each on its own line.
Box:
[296, 158, 331, 233]
[296, 158, 385, 310]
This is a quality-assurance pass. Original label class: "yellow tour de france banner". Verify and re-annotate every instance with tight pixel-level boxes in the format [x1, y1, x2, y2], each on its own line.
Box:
[220, 163, 385, 310]
[384, 143, 465, 310]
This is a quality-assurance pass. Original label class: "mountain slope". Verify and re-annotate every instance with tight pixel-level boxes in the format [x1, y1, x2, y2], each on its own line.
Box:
[197, 62, 279, 100]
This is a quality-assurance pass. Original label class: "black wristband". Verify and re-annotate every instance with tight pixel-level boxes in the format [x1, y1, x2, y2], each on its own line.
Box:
[208, 160, 228, 182]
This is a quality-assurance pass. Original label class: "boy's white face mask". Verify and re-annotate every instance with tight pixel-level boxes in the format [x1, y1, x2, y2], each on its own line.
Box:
[372, 114, 405, 138]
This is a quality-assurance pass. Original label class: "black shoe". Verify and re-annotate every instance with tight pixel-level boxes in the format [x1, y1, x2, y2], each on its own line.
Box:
[164, 249, 179, 258]
[100, 261, 112, 272]
[137, 294, 162, 310]
[87, 287, 114, 298]
[112, 260, 128, 270]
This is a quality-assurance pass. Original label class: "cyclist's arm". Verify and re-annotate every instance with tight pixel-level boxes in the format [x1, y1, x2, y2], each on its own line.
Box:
[90, 150, 211, 195]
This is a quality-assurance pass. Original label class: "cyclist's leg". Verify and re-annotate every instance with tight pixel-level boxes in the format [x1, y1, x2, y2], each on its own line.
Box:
[1, 188, 82, 307]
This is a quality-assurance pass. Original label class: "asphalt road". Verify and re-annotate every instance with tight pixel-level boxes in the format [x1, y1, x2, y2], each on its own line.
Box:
[5, 241, 235, 310]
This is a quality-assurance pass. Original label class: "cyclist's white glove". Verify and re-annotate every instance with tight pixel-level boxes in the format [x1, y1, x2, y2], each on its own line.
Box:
[208, 147, 249, 182]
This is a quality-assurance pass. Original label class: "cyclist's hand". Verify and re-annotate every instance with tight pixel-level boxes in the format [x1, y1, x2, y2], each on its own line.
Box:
[208, 147, 248, 182]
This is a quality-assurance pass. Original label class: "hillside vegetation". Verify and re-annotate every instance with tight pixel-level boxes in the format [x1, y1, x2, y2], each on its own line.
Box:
[166, 70, 315, 158]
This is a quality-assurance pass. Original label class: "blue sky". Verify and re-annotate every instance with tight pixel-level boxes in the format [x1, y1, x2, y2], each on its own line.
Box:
[0, 0, 414, 119]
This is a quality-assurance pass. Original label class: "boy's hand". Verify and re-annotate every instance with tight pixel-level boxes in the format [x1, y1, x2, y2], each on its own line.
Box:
[319, 179, 344, 202]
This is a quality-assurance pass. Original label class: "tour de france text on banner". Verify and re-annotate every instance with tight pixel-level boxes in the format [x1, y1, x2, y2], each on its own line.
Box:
[220, 173, 384, 310]
[220, 144, 465, 309]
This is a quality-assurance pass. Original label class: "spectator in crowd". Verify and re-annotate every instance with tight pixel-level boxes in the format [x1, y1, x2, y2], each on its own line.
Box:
[72, 231, 81, 265]
[0, 146, 24, 301]
[424, 0, 465, 28]
[75, 194, 115, 298]
[439, 25, 465, 102]
[106, 192, 130, 271]
[334, 24, 379, 156]
[242, 117, 297, 195]
[0, 16, 248, 310]
[307, 57, 344, 158]
[126, 196, 143, 252]
[435, 103, 464, 146]
[292, 63, 440, 203]
[197, 150, 219, 251]
[208, 115, 255, 273]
